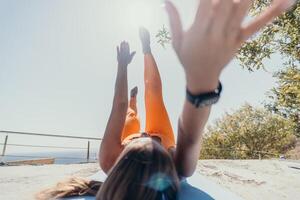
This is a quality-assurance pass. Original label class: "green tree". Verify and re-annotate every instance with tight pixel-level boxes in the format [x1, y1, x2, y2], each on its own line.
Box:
[156, 25, 171, 49]
[266, 65, 300, 137]
[236, 0, 299, 71]
[200, 104, 296, 159]
[158, 1, 300, 71]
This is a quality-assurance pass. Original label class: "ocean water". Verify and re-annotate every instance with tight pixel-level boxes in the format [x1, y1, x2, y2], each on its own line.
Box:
[1, 150, 98, 164]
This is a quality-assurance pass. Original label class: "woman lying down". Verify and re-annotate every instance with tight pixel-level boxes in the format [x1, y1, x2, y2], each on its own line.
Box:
[36, 0, 295, 199]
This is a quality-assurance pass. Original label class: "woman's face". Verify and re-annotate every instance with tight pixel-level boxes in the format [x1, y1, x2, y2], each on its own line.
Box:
[129, 136, 163, 150]
[123, 133, 162, 146]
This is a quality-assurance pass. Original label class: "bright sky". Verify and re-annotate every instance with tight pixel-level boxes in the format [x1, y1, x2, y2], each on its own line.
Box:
[0, 0, 282, 153]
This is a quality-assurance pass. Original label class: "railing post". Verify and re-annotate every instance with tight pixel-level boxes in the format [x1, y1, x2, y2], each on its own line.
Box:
[234, 150, 236, 160]
[87, 141, 90, 162]
[1, 135, 8, 162]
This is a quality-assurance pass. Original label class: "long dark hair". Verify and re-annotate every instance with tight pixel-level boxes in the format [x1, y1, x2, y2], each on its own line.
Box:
[36, 138, 179, 200]
[97, 138, 179, 200]
[36, 177, 102, 199]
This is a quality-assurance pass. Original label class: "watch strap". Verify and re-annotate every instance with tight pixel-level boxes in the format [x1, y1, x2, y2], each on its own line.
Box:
[186, 82, 222, 108]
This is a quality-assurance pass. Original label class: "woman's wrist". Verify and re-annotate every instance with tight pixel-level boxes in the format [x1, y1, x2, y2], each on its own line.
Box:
[185, 72, 220, 94]
[118, 63, 128, 70]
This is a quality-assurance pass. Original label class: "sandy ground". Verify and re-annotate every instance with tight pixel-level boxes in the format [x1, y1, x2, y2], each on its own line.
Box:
[0, 160, 299, 200]
[0, 163, 99, 200]
[197, 160, 300, 200]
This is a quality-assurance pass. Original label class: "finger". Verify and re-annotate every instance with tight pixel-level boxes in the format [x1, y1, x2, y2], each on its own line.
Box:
[241, 0, 296, 40]
[122, 41, 128, 53]
[213, 0, 235, 34]
[117, 46, 120, 56]
[131, 51, 136, 58]
[165, 0, 183, 53]
[124, 42, 129, 53]
[195, 0, 213, 23]
[232, 0, 252, 26]
[227, 0, 252, 38]
[130, 51, 136, 62]
[272, 0, 297, 11]
[121, 41, 125, 51]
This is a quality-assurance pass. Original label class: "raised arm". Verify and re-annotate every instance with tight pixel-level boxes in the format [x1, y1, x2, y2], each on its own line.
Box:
[99, 41, 136, 173]
[165, 0, 295, 177]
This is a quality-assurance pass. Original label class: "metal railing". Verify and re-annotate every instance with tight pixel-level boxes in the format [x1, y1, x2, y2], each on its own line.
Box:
[0, 130, 102, 140]
[0, 130, 102, 164]
[1, 130, 288, 164]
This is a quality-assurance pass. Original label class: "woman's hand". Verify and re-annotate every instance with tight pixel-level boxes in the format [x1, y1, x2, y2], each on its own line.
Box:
[165, 0, 295, 93]
[117, 41, 136, 67]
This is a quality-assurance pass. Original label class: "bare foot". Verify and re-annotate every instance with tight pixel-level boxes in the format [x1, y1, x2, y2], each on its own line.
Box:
[130, 86, 138, 98]
[139, 27, 151, 54]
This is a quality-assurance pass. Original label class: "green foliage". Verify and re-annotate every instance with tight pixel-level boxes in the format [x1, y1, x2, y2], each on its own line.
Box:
[157, 1, 300, 71]
[200, 104, 296, 159]
[266, 65, 300, 136]
[238, 1, 300, 71]
[156, 25, 171, 49]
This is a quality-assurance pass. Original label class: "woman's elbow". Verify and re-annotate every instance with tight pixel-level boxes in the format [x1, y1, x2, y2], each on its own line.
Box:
[99, 156, 111, 174]
[179, 167, 196, 178]
[175, 154, 197, 177]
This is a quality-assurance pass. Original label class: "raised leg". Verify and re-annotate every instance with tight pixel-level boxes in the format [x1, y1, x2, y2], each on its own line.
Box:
[121, 87, 141, 143]
[140, 27, 175, 149]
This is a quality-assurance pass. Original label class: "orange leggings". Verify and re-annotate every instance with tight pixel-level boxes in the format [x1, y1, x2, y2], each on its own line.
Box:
[121, 53, 175, 149]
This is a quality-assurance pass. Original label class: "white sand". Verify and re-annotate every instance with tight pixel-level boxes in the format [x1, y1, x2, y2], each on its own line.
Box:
[197, 160, 300, 200]
[0, 163, 99, 200]
[0, 160, 299, 200]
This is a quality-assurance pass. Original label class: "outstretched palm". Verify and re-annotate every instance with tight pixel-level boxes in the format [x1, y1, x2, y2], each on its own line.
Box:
[117, 41, 136, 67]
[165, 0, 296, 91]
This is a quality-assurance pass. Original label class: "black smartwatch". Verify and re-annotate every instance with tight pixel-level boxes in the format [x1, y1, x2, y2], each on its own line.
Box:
[186, 82, 222, 108]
